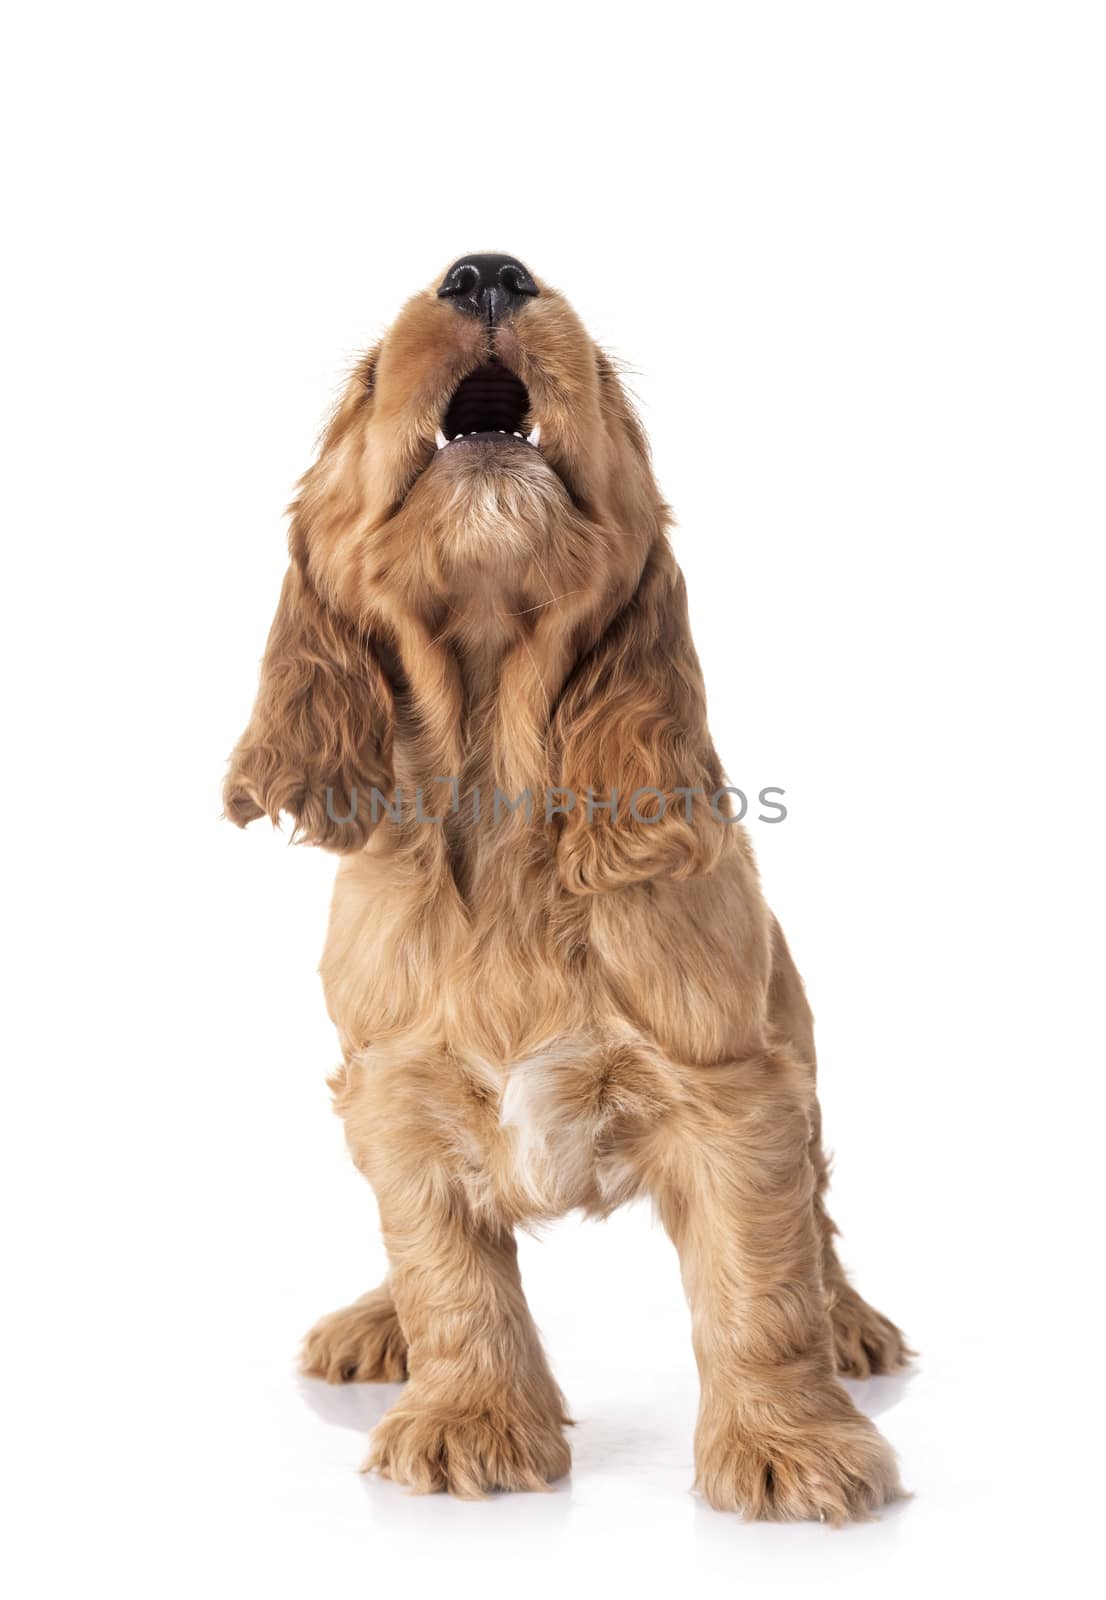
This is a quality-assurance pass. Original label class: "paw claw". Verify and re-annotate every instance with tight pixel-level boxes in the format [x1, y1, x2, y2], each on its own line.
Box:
[696, 1390, 903, 1524]
[829, 1285, 911, 1378]
[300, 1288, 409, 1384]
[368, 1389, 570, 1496]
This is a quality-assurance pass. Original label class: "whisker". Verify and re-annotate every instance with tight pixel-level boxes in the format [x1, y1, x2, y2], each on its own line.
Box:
[517, 629, 548, 701]
[428, 599, 466, 646]
[528, 545, 561, 606]
[505, 590, 584, 617]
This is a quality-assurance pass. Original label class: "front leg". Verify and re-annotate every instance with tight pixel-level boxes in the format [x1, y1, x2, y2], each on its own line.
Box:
[365, 1181, 570, 1497]
[655, 1050, 903, 1523]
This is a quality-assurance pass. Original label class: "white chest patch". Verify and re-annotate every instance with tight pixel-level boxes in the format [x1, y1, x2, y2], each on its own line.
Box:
[498, 1041, 595, 1207]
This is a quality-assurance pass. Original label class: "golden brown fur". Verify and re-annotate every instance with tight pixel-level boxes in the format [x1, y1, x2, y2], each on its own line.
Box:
[225, 259, 909, 1521]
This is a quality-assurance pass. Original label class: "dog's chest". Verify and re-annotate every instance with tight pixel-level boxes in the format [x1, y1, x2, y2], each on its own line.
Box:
[498, 1049, 582, 1204]
[472, 1040, 639, 1217]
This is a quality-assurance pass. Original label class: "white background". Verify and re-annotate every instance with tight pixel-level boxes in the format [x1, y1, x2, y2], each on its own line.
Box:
[3, 3, 1103, 1595]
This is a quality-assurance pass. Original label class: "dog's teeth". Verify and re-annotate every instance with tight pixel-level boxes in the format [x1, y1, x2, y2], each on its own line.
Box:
[454, 433, 463, 441]
[435, 428, 448, 449]
[527, 424, 541, 447]
[513, 431, 523, 438]
[498, 429, 505, 433]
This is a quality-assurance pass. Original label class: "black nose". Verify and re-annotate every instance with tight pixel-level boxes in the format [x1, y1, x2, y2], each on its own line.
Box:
[437, 253, 538, 323]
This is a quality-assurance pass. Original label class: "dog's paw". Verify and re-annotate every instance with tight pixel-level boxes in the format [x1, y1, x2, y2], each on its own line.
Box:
[696, 1403, 903, 1524]
[365, 1388, 571, 1497]
[300, 1287, 408, 1383]
[829, 1284, 912, 1379]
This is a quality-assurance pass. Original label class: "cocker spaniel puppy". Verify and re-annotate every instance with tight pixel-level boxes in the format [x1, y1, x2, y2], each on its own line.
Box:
[225, 253, 909, 1522]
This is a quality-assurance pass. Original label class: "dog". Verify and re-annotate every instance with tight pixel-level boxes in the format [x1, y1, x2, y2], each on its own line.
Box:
[224, 253, 909, 1521]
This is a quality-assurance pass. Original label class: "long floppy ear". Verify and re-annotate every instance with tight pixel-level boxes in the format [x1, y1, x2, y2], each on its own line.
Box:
[550, 539, 733, 894]
[223, 559, 393, 853]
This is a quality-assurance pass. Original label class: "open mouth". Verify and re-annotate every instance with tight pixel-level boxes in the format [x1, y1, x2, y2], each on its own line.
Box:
[434, 360, 541, 451]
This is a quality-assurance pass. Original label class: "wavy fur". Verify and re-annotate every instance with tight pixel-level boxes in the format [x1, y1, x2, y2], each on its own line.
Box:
[226, 259, 909, 1520]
